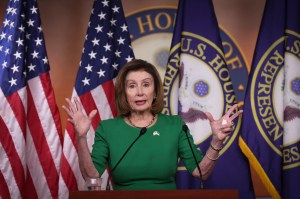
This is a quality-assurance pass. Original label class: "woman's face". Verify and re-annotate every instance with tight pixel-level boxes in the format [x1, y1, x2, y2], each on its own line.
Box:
[125, 70, 155, 113]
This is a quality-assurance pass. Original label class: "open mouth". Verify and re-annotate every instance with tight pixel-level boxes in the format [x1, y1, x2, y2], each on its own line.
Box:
[135, 100, 147, 105]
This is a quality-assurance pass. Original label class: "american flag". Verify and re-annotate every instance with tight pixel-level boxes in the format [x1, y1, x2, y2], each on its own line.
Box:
[0, 0, 63, 199]
[58, 0, 134, 198]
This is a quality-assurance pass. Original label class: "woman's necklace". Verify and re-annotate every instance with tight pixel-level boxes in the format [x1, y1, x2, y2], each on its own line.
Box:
[128, 114, 156, 128]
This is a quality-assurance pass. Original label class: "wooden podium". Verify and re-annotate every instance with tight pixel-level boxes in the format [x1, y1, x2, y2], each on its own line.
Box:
[69, 190, 238, 199]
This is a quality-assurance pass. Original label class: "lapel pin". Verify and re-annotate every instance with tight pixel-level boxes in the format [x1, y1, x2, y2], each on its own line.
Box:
[153, 131, 160, 136]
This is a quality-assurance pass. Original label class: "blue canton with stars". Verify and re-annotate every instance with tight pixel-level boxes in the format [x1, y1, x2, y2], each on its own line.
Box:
[0, 0, 49, 97]
[75, 0, 134, 96]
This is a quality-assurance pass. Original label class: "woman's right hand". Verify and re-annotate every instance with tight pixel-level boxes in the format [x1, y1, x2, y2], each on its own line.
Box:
[62, 97, 97, 138]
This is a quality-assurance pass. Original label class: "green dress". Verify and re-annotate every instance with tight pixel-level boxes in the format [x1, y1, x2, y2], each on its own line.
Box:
[91, 113, 203, 190]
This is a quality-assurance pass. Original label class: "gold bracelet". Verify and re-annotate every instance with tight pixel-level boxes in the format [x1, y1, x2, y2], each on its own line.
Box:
[210, 143, 222, 152]
[206, 153, 219, 161]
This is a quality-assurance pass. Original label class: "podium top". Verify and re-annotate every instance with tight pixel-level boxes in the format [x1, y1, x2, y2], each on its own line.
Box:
[69, 189, 238, 199]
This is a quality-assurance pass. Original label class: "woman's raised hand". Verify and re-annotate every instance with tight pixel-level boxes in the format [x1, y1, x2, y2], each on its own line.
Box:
[205, 104, 243, 142]
[62, 97, 97, 138]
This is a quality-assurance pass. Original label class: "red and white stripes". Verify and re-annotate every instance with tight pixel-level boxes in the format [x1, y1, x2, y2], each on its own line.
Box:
[58, 79, 116, 199]
[0, 73, 63, 199]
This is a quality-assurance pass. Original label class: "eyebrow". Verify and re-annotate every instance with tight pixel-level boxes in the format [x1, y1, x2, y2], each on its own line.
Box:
[126, 77, 153, 82]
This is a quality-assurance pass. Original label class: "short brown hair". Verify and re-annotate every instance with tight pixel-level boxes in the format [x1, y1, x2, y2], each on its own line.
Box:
[115, 59, 164, 116]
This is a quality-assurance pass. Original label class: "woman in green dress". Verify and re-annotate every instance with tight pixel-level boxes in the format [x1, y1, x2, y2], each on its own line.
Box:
[63, 59, 242, 190]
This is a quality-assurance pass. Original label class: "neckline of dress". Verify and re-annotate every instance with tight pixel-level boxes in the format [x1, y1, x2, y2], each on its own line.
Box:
[127, 114, 156, 128]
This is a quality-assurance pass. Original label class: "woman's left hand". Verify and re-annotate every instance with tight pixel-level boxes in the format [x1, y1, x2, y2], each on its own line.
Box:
[205, 104, 243, 142]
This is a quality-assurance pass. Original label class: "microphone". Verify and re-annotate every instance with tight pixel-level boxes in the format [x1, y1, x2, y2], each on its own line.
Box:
[182, 124, 204, 189]
[106, 127, 147, 190]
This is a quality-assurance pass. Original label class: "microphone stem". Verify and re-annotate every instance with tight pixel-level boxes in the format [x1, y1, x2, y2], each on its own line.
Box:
[111, 134, 142, 173]
[184, 126, 204, 189]
[106, 128, 146, 190]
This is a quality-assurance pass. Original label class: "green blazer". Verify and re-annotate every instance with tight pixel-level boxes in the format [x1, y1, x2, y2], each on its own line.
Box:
[91, 113, 202, 190]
